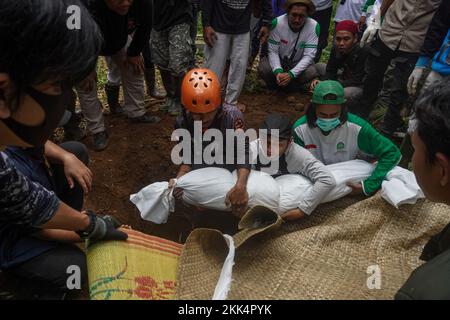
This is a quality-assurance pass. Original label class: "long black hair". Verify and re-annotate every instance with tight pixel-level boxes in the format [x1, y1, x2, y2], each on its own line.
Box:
[0, 0, 103, 111]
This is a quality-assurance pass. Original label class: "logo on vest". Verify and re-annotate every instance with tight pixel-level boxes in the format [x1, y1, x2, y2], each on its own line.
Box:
[337, 142, 345, 151]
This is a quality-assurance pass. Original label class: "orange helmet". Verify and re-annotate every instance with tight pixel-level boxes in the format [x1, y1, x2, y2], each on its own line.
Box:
[181, 68, 221, 113]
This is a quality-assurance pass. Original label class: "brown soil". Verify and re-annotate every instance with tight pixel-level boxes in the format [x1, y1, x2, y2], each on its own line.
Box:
[0, 88, 310, 300]
[84, 89, 310, 242]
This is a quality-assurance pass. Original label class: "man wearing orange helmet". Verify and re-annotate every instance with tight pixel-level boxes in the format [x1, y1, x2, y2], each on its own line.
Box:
[170, 69, 251, 216]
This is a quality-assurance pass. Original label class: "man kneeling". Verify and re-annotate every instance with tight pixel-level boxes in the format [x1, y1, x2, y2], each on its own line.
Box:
[250, 113, 336, 221]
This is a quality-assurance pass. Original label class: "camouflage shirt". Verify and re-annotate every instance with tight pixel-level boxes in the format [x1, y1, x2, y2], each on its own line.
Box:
[0, 153, 60, 269]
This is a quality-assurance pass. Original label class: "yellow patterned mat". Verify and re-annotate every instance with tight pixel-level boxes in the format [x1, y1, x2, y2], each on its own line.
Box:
[87, 229, 182, 300]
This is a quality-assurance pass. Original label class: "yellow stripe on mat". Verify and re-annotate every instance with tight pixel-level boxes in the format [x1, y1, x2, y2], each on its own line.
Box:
[87, 230, 182, 300]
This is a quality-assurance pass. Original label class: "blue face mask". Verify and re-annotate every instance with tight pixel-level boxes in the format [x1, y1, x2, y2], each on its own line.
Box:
[316, 117, 341, 132]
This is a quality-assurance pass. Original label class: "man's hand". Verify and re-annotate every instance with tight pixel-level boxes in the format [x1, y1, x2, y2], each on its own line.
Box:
[63, 153, 93, 194]
[407, 67, 425, 95]
[203, 26, 218, 48]
[126, 54, 145, 75]
[310, 79, 320, 92]
[78, 71, 97, 92]
[225, 184, 249, 217]
[81, 211, 128, 244]
[347, 182, 364, 196]
[259, 26, 270, 45]
[281, 208, 306, 221]
[169, 165, 191, 200]
[276, 73, 292, 87]
[169, 178, 184, 200]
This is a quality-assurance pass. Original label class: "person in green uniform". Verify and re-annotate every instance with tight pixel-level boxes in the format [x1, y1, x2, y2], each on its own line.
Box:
[292, 80, 401, 196]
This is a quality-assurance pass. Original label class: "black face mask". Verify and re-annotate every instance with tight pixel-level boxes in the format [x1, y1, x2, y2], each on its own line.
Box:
[2, 86, 71, 147]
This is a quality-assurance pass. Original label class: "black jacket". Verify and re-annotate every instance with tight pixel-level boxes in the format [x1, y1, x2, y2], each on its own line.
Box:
[82, 0, 152, 57]
[395, 220, 450, 300]
[420, 0, 450, 59]
[201, 0, 273, 35]
[322, 45, 370, 88]
[152, 0, 193, 32]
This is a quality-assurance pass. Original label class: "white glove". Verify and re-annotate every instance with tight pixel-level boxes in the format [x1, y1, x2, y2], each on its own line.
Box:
[361, 11, 382, 47]
[407, 67, 425, 96]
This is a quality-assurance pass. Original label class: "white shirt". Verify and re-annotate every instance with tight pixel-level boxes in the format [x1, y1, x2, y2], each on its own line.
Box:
[362, 0, 381, 19]
[334, 0, 366, 23]
[268, 14, 319, 78]
[292, 114, 402, 196]
[312, 0, 333, 11]
[250, 139, 336, 215]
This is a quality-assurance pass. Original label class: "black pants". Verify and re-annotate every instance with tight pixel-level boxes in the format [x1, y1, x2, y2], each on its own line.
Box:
[143, 42, 155, 72]
[8, 244, 87, 296]
[311, 7, 333, 63]
[190, 5, 199, 66]
[7, 142, 89, 294]
[51, 142, 89, 210]
[350, 38, 418, 132]
[63, 88, 81, 134]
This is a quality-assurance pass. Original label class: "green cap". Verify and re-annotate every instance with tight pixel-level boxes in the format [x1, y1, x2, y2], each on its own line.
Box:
[312, 80, 346, 105]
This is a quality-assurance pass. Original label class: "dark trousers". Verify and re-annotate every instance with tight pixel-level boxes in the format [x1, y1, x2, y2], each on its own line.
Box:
[6, 142, 89, 294]
[143, 42, 155, 72]
[190, 5, 199, 65]
[258, 56, 318, 92]
[250, 18, 269, 60]
[63, 89, 82, 135]
[51, 142, 88, 210]
[8, 244, 87, 296]
[311, 7, 333, 63]
[350, 38, 418, 133]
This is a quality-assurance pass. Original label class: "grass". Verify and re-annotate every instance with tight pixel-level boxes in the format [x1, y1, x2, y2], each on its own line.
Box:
[320, 0, 339, 63]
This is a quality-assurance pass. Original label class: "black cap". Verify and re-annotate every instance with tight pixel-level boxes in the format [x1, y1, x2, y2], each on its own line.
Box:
[260, 113, 292, 140]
